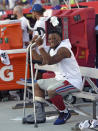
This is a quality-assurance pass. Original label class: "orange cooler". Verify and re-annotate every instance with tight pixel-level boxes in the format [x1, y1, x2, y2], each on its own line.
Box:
[0, 20, 29, 91]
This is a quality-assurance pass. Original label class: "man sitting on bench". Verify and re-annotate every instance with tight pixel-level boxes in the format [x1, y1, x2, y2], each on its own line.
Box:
[23, 30, 83, 125]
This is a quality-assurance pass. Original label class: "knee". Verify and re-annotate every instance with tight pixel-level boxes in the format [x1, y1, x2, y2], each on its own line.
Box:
[34, 83, 41, 93]
[47, 90, 56, 98]
[34, 83, 45, 97]
[34, 83, 39, 90]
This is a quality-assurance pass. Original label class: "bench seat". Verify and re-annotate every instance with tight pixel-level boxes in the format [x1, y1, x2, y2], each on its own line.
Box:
[72, 91, 98, 101]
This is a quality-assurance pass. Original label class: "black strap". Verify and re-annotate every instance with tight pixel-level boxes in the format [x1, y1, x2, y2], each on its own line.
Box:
[36, 27, 45, 35]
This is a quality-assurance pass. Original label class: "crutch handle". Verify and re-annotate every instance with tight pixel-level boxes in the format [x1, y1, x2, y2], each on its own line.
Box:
[36, 27, 45, 36]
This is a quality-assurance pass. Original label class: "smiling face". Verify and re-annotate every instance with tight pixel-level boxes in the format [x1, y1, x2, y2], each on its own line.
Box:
[48, 33, 61, 49]
[32, 11, 43, 20]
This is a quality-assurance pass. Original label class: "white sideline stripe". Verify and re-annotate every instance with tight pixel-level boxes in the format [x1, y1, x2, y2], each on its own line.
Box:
[74, 110, 89, 116]
[11, 116, 58, 121]
[46, 116, 58, 121]
[5, 49, 26, 54]
[10, 117, 22, 121]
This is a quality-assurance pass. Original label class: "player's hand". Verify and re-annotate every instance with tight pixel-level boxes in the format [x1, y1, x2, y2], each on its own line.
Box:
[36, 37, 43, 47]
[32, 35, 38, 43]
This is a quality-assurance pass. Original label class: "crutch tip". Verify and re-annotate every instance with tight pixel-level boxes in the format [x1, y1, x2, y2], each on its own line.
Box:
[22, 117, 27, 124]
[34, 123, 38, 128]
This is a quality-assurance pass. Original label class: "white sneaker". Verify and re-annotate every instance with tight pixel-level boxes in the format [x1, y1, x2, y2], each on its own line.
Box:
[79, 120, 91, 130]
[79, 119, 98, 130]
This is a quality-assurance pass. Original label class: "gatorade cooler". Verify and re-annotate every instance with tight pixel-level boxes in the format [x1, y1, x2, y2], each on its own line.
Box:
[0, 20, 23, 50]
[0, 20, 29, 90]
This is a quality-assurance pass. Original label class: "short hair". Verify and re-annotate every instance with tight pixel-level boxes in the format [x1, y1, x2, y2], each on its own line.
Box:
[48, 30, 62, 38]
[14, 5, 23, 14]
[37, 8, 46, 15]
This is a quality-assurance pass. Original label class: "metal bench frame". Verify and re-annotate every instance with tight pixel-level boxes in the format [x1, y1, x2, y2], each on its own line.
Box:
[34, 64, 98, 119]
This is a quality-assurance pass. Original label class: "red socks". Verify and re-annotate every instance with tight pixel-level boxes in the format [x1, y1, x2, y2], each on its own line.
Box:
[50, 95, 65, 111]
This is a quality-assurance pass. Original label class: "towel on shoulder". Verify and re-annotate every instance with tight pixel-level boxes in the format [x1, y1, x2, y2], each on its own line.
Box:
[0, 50, 10, 65]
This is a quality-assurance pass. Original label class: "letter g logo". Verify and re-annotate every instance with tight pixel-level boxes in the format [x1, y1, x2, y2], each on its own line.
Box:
[0, 65, 13, 81]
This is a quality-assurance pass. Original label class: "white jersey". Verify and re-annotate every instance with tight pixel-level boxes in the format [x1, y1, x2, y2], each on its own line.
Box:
[19, 16, 29, 48]
[49, 39, 83, 90]
[33, 17, 49, 53]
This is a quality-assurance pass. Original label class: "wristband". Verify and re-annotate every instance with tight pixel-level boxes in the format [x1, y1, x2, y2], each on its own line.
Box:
[38, 45, 43, 50]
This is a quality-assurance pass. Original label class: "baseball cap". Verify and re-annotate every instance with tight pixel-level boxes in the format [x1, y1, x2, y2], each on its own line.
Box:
[31, 4, 43, 12]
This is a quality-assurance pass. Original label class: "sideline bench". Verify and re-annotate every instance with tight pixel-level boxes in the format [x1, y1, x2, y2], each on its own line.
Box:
[34, 64, 98, 119]
[17, 64, 98, 119]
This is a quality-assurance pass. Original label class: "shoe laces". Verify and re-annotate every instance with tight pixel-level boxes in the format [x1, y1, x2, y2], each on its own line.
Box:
[58, 112, 65, 119]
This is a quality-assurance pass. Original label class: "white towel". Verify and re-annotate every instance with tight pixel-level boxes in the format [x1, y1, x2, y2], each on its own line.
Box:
[0, 50, 10, 65]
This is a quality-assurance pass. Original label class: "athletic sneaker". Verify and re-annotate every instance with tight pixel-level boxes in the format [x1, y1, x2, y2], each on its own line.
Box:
[79, 119, 98, 130]
[54, 110, 71, 125]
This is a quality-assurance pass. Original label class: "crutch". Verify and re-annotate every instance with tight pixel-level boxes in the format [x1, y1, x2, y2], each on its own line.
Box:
[23, 36, 41, 117]
[23, 27, 45, 127]
[23, 29, 41, 117]
[23, 26, 35, 117]
[23, 42, 34, 117]
[29, 32, 46, 128]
